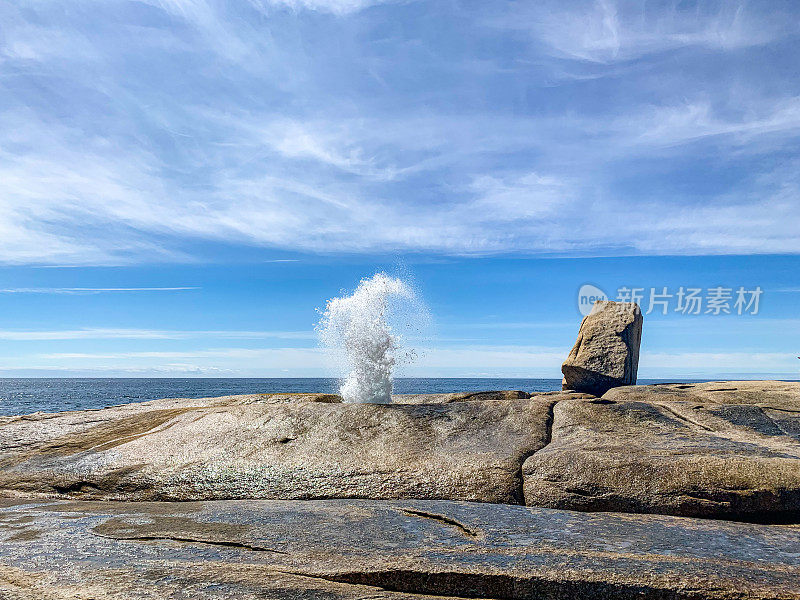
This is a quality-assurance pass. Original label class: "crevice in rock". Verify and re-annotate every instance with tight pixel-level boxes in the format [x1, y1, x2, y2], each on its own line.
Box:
[281, 569, 697, 600]
[674, 490, 800, 524]
[758, 407, 791, 437]
[452, 391, 531, 402]
[276, 571, 475, 599]
[91, 531, 289, 553]
[51, 480, 99, 495]
[653, 403, 714, 432]
[279, 570, 500, 600]
[516, 400, 557, 506]
[764, 406, 800, 414]
[85, 417, 184, 453]
[563, 487, 597, 497]
[398, 509, 480, 538]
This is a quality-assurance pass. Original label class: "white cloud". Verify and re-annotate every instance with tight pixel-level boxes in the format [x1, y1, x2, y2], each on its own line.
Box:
[0, 328, 314, 341]
[514, 0, 796, 63]
[640, 351, 799, 376]
[15, 347, 330, 376]
[1, 0, 799, 264]
[1, 343, 795, 378]
[248, 0, 394, 15]
[1, 99, 799, 262]
[35, 348, 318, 359]
[0, 287, 198, 294]
[631, 98, 800, 147]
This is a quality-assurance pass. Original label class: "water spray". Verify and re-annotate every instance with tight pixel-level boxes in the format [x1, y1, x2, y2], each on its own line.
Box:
[317, 272, 423, 403]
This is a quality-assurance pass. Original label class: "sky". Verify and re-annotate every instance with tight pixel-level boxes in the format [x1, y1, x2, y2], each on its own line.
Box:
[0, 0, 798, 378]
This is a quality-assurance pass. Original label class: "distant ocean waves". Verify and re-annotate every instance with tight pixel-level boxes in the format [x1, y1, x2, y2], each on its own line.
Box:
[0, 377, 694, 416]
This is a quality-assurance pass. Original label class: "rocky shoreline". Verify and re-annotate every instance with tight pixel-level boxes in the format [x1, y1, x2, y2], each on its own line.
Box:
[2, 495, 799, 600]
[1, 381, 798, 522]
[0, 380, 799, 599]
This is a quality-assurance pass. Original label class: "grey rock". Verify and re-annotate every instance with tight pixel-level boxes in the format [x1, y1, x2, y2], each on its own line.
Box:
[392, 390, 595, 404]
[392, 389, 531, 403]
[523, 380, 800, 521]
[561, 300, 643, 395]
[1, 498, 799, 599]
[0, 393, 554, 504]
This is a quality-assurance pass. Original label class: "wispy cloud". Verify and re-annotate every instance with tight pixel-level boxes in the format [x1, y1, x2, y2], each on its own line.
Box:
[2, 344, 794, 378]
[0, 287, 199, 294]
[35, 348, 319, 359]
[0, 328, 314, 341]
[506, 0, 797, 63]
[249, 0, 395, 16]
[0, 0, 798, 263]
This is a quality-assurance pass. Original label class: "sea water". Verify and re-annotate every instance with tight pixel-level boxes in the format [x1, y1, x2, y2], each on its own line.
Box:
[0, 377, 711, 416]
[0, 377, 568, 416]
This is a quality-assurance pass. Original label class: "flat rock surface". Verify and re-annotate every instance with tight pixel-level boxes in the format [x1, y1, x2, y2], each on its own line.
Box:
[0, 393, 554, 504]
[523, 381, 800, 521]
[1, 498, 799, 600]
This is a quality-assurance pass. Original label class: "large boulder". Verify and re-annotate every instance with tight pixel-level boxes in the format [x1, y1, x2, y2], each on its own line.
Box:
[1, 498, 799, 599]
[561, 300, 642, 395]
[523, 381, 800, 521]
[0, 392, 554, 504]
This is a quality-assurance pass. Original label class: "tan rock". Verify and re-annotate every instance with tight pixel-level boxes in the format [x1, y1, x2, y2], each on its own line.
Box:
[0, 393, 553, 504]
[3, 382, 799, 523]
[523, 381, 800, 521]
[561, 300, 643, 395]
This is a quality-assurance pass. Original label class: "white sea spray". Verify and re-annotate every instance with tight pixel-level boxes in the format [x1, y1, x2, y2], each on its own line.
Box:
[317, 273, 424, 403]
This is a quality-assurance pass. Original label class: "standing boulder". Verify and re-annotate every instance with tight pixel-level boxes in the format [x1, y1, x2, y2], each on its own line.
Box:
[562, 300, 642, 395]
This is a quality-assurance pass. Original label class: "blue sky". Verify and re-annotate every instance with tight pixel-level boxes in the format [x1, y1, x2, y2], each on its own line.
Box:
[0, 0, 798, 378]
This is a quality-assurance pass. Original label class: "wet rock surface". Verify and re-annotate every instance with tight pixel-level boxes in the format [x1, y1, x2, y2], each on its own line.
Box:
[1, 497, 799, 600]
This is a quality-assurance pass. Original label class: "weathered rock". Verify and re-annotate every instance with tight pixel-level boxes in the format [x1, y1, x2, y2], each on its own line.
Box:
[1, 498, 798, 600]
[523, 381, 800, 521]
[562, 300, 643, 395]
[605, 380, 800, 410]
[393, 390, 595, 404]
[392, 390, 531, 403]
[3, 382, 799, 522]
[0, 393, 554, 503]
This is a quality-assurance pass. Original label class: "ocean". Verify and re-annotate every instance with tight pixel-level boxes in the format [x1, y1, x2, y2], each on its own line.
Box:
[0, 377, 700, 416]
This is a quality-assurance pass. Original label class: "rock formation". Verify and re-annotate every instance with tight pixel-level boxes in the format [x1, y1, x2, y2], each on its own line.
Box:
[1, 383, 799, 524]
[523, 381, 800, 522]
[0, 391, 557, 504]
[1, 497, 799, 599]
[1, 380, 799, 597]
[562, 300, 643, 395]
